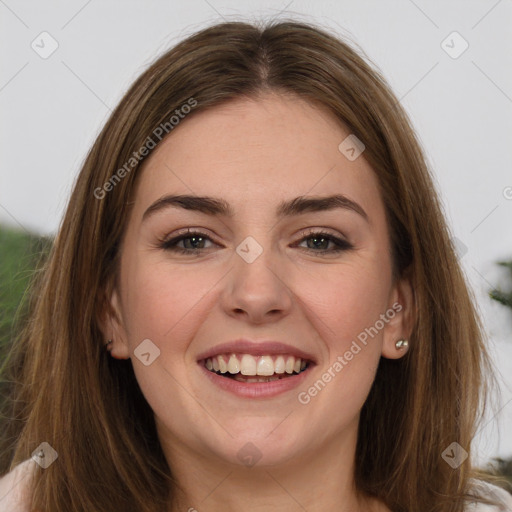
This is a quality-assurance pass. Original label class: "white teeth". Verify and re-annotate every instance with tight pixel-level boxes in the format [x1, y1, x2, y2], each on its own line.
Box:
[218, 355, 228, 374]
[227, 354, 240, 374]
[204, 354, 309, 378]
[240, 354, 257, 376]
[257, 355, 274, 376]
[274, 356, 285, 374]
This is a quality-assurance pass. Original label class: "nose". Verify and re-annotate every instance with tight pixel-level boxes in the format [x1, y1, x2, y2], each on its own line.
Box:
[220, 247, 293, 324]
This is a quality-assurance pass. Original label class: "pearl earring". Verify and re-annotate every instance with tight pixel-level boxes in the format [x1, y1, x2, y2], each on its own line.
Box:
[395, 339, 409, 350]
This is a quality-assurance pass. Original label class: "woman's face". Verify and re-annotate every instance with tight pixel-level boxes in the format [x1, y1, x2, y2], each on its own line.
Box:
[108, 92, 412, 469]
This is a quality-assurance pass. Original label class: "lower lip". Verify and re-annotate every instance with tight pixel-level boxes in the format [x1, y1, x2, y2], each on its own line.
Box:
[199, 362, 313, 399]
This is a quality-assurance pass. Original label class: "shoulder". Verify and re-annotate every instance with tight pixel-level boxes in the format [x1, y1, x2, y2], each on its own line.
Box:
[466, 479, 512, 511]
[0, 459, 35, 512]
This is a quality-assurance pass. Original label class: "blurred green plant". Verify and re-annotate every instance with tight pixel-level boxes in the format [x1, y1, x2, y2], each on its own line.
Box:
[0, 225, 52, 358]
[484, 458, 512, 489]
[490, 261, 512, 309]
[485, 258, 512, 487]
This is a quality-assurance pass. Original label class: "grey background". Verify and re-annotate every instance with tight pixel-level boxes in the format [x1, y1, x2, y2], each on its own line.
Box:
[1, 0, 511, 464]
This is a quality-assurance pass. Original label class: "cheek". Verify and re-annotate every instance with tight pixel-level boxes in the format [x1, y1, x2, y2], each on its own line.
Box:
[118, 258, 222, 420]
[120, 256, 222, 353]
[292, 263, 390, 418]
[293, 259, 391, 357]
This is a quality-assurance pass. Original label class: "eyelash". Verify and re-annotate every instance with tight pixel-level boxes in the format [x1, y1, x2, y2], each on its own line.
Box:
[159, 228, 353, 256]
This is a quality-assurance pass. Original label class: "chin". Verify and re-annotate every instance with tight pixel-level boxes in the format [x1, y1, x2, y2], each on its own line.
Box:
[212, 426, 306, 468]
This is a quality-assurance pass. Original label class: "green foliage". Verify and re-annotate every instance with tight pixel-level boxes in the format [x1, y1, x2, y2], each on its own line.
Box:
[490, 261, 512, 309]
[481, 457, 512, 491]
[491, 458, 512, 485]
[0, 225, 52, 358]
[486, 260, 512, 490]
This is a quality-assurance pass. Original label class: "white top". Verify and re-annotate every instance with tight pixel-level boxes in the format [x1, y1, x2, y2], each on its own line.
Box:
[466, 479, 512, 511]
[0, 459, 34, 512]
[0, 459, 511, 511]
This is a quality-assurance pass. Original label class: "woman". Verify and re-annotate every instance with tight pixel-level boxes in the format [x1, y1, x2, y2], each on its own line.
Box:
[1, 20, 511, 512]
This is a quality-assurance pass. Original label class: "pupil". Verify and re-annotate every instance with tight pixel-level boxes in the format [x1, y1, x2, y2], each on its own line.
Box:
[184, 236, 204, 249]
[308, 237, 328, 250]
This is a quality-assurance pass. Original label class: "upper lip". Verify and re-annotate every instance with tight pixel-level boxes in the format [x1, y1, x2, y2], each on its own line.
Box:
[196, 339, 317, 364]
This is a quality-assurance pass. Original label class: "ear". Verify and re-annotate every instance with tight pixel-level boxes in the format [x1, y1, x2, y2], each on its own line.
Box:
[98, 284, 131, 360]
[381, 269, 415, 360]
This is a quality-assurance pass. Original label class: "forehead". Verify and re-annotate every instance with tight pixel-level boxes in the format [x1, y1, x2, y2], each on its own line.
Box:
[133, 93, 384, 221]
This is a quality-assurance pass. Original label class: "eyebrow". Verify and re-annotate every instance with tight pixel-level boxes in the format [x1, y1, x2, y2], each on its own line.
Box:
[143, 194, 232, 220]
[276, 194, 368, 221]
[142, 194, 369, 222]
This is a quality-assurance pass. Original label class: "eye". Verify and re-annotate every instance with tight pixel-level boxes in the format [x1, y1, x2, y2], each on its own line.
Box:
[160, 230, 217, 255]
[295, 230, 353, 255]
[159, 228, 353, 256]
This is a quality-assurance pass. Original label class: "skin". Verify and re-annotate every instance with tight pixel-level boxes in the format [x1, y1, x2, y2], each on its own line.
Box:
[106, 92, 414, 512]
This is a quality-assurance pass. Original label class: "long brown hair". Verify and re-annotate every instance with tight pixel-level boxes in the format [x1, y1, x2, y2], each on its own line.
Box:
[0, 20, 503, 511]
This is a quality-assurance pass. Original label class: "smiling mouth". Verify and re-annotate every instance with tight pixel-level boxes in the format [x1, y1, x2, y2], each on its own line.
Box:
[201, 353, 311, 383]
